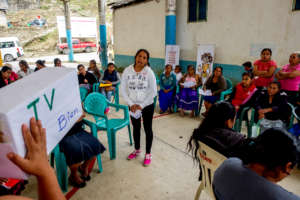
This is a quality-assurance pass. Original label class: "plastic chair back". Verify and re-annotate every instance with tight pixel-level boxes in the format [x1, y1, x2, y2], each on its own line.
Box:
[79, 87, 88, 102]
[84, 92, 108, 118]
[194, 142, 227, 200]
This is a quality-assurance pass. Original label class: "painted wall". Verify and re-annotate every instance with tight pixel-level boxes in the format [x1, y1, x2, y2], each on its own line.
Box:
[177, 0, 300, 67]
[113, 0, 300, 82]
[113, 0, 165, 67]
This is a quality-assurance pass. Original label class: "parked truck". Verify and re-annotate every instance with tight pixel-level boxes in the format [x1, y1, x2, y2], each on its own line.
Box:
[57, 39, 96, 54]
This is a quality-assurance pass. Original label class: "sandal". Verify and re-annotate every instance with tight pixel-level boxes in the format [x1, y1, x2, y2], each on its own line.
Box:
[68, 176, 86, 188]
[78, 166, 91, 181]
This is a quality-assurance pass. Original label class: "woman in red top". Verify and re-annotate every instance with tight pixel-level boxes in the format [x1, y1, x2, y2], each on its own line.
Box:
[230, 72, 256, 111]
[253, 48, 277, 90]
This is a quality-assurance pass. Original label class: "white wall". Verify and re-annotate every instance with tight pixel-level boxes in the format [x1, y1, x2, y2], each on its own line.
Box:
[177, 0, 300, 66]
[113, 0, 165, 58]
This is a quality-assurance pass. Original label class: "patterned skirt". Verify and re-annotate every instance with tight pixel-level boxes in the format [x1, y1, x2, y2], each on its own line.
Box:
[176, 88, 199, 111]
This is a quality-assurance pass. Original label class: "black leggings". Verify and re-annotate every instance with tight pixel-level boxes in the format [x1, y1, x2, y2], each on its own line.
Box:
[130, 104, 154, 154]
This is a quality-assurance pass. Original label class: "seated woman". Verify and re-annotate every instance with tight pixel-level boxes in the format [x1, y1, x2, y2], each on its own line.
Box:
[254, 81, 290, 124]
[17, 60, 34, 78]
[177, 65, 201, 117]
[188, 101, 246, 180]
[276, 52, 300, 105]
[34, 60, 46, 72]
[202, 66, 227, 116]
[59, 114, 105, 188]
[213, 128, 300, 200]
[159, 64, 176, 114]
[229, 72, 256, 111]
[87, 59, 101, 81]
[100, 63, 120, 102]
[77, 64, 97, 91]
[0, 66, 12, 88]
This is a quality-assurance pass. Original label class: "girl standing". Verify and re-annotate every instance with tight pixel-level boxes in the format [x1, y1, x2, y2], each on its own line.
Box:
[253, 48, 277, 90]
[159, 64, 176, 114]
[121, 49, 157, 167]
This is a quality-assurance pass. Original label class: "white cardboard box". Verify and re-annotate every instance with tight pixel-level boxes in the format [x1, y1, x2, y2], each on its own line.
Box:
[0, 68, 83, 179]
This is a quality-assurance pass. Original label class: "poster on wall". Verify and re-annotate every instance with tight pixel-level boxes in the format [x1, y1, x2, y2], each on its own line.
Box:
[196, 44, 215, 85]
[165, 45, 180, 70]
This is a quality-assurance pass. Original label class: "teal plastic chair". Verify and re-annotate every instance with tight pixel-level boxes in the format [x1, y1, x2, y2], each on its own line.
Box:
[80, 87, 88, 102]
[84, 92, 132, 160]
[93, 82, 120, 111]
[233, 106, 256, 137]
[235, 103, 295, 137]
[50, 119, 103, 192]
[198, 78, 233, 116]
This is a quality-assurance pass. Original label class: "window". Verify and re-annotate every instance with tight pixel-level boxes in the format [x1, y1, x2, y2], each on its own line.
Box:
[0, 41, 15, 49]
[188, 0, 207, 22]
[294, 0, 300, 10]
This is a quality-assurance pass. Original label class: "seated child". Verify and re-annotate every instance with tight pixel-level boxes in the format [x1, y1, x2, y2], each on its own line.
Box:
[174, 65, 183, 84]
[159, 64, 176, 113]
[100, 63, 120, 101]
[59, 114, 105, 188]
[229, 72, 256, 111]
[176, 65, 202, 117]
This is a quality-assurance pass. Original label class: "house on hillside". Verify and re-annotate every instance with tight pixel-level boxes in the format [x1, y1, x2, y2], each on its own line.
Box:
[0, 0, 8, 27]
[109, 0, 300, 81]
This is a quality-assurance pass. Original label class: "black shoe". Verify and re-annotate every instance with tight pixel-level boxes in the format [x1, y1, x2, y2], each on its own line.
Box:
[68, 177, 86, 188]
[78, 166, 91, 181]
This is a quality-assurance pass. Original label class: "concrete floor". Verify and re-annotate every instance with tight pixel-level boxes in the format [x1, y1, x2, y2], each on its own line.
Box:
[21, 98, 300, 200]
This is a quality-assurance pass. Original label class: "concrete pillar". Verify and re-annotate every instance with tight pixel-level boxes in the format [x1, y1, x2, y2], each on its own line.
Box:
[98, 0, 108, 68]
[165, 0, 176, 45]
[63, 0, 74, 62]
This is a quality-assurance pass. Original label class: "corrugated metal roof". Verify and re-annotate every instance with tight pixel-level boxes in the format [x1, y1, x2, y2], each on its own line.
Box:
[108, 0, 151, 9]
[0, 0, 9, 10]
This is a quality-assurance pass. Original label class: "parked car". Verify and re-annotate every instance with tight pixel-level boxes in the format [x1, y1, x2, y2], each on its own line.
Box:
[57, 39, 96, 54]
[0, 37, 24, 62]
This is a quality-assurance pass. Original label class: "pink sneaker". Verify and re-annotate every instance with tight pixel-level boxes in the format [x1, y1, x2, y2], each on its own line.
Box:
[143, 154, 152, 167]
[127, 150, 141, 160]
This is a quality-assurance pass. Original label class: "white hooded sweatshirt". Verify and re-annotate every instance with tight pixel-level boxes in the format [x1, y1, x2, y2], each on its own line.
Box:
[121, 64, 157, 108]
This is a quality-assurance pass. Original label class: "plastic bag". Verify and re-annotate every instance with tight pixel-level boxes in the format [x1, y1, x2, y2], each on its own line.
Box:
[260, 119, 285, 134]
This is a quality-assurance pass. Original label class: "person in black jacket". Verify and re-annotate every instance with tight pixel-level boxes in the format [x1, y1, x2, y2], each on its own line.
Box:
[254, 81, 290, 124]
[77, 64, 97, 91]
[188, 101, 247, 180]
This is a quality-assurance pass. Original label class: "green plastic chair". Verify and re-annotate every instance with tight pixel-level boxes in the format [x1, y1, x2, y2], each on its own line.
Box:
[235, 103, 295, 137]
[93, 82, 120, 111]
[83, 92, 132, 160]
[50, 119, 103, 192]
[80, 87, 88, 102]
[198, 78, 233, 116]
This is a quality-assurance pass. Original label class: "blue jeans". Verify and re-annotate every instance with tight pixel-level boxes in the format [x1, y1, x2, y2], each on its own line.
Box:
[101, 89, 113, 101]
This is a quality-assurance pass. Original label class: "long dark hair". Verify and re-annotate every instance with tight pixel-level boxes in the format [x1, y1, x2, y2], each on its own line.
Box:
[134, 49, 150, 66]
[19, 60, 29, 69]
[188, 101, 236, 162]
[240, 128, 298, 170]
